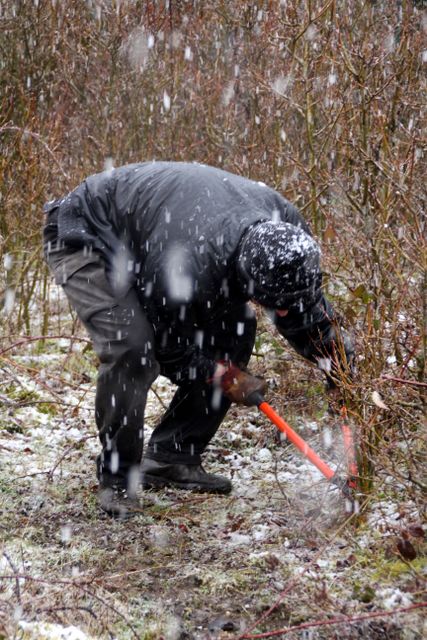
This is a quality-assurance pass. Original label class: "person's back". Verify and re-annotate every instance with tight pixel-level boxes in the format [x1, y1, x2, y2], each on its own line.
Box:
[46, 161, 309, 329]
[50, 160, 304, 263]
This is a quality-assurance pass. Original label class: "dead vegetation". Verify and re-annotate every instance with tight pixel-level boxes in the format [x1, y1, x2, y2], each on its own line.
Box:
[0, 313, 425, 638]
[0, 1, 426, 638]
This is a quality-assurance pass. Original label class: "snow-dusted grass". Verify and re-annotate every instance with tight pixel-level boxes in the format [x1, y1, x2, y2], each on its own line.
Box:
[0, 317, 425, 639]
[0, 336, 423, 640]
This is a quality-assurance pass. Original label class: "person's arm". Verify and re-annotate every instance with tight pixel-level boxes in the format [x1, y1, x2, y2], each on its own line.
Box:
[274, 295, 354, 387]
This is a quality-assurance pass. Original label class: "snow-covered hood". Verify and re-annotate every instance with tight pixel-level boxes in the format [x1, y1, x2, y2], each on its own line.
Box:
[236, 221, 322, 311]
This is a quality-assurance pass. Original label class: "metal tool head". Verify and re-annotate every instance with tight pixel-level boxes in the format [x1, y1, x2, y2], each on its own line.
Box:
[331, 474, 359, 512]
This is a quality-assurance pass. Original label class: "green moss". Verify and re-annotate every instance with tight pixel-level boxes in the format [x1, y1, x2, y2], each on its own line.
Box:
[0, 477, 20, 497]
[352, 583, 376, 603]
[372, 557, 426, 580]
[0, 419, 23, 434]
[305, 382, 326, 398]
[5, 386, 39, 403]
[36, 402, 59, 416]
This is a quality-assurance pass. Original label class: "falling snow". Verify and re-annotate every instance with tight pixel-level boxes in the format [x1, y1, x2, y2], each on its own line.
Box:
[1, 2, 425, 636]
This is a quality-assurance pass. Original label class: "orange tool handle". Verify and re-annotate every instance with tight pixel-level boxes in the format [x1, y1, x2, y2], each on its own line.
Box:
[340, 406, 358, 488]
[258, 401, 336, 481]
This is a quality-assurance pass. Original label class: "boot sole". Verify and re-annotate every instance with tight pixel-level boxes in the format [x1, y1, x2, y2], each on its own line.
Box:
[98, 490, 144, 519]
[142, 474, 232, 495]
[99, 502, 145, 519]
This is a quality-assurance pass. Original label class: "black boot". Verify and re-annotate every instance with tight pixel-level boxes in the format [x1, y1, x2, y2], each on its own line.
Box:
[98, 485, 143, 519]
[141, 459, 232, 494]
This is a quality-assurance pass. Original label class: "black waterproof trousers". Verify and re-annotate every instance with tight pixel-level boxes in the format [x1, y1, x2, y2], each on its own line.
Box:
[44, 235, 256, 490]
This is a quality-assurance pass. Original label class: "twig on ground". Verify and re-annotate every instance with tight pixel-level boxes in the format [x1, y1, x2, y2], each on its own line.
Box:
[380, 375, 427, 388]
[239, 602, 427, 639]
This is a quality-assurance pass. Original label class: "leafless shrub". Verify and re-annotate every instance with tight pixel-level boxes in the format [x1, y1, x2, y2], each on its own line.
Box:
[0, 0, 425, 505]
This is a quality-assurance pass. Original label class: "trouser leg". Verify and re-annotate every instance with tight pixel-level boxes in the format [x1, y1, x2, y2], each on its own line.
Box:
[91, 310, 158, 488]
[144, 381, 232, 464]
[145, 305, 257, 464]
[47, 251, 159, 489]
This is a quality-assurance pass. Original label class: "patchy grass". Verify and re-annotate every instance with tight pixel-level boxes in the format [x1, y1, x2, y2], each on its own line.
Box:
[0, 332, 425, 640]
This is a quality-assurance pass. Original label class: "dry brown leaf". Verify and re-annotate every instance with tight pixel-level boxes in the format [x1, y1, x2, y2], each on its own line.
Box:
[372, 390, 389, 410]
[397, 537, 417, 561]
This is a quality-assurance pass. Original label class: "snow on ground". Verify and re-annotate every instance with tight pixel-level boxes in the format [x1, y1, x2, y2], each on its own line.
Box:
[18, 621, 93, 640]
[0, 336, 425, 639]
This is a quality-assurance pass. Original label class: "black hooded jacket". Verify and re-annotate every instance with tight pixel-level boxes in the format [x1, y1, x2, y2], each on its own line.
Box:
[44, 162, 337, 373]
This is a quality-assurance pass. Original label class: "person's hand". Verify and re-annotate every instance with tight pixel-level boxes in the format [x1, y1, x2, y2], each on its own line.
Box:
[213, 363, 267, 406]
[317, 329, 355, 390]
[316, 329, 355, 415]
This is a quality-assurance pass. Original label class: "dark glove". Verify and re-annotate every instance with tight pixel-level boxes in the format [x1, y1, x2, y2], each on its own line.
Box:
[317, 328, 355, 389]
[218, 363, 267, 406]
